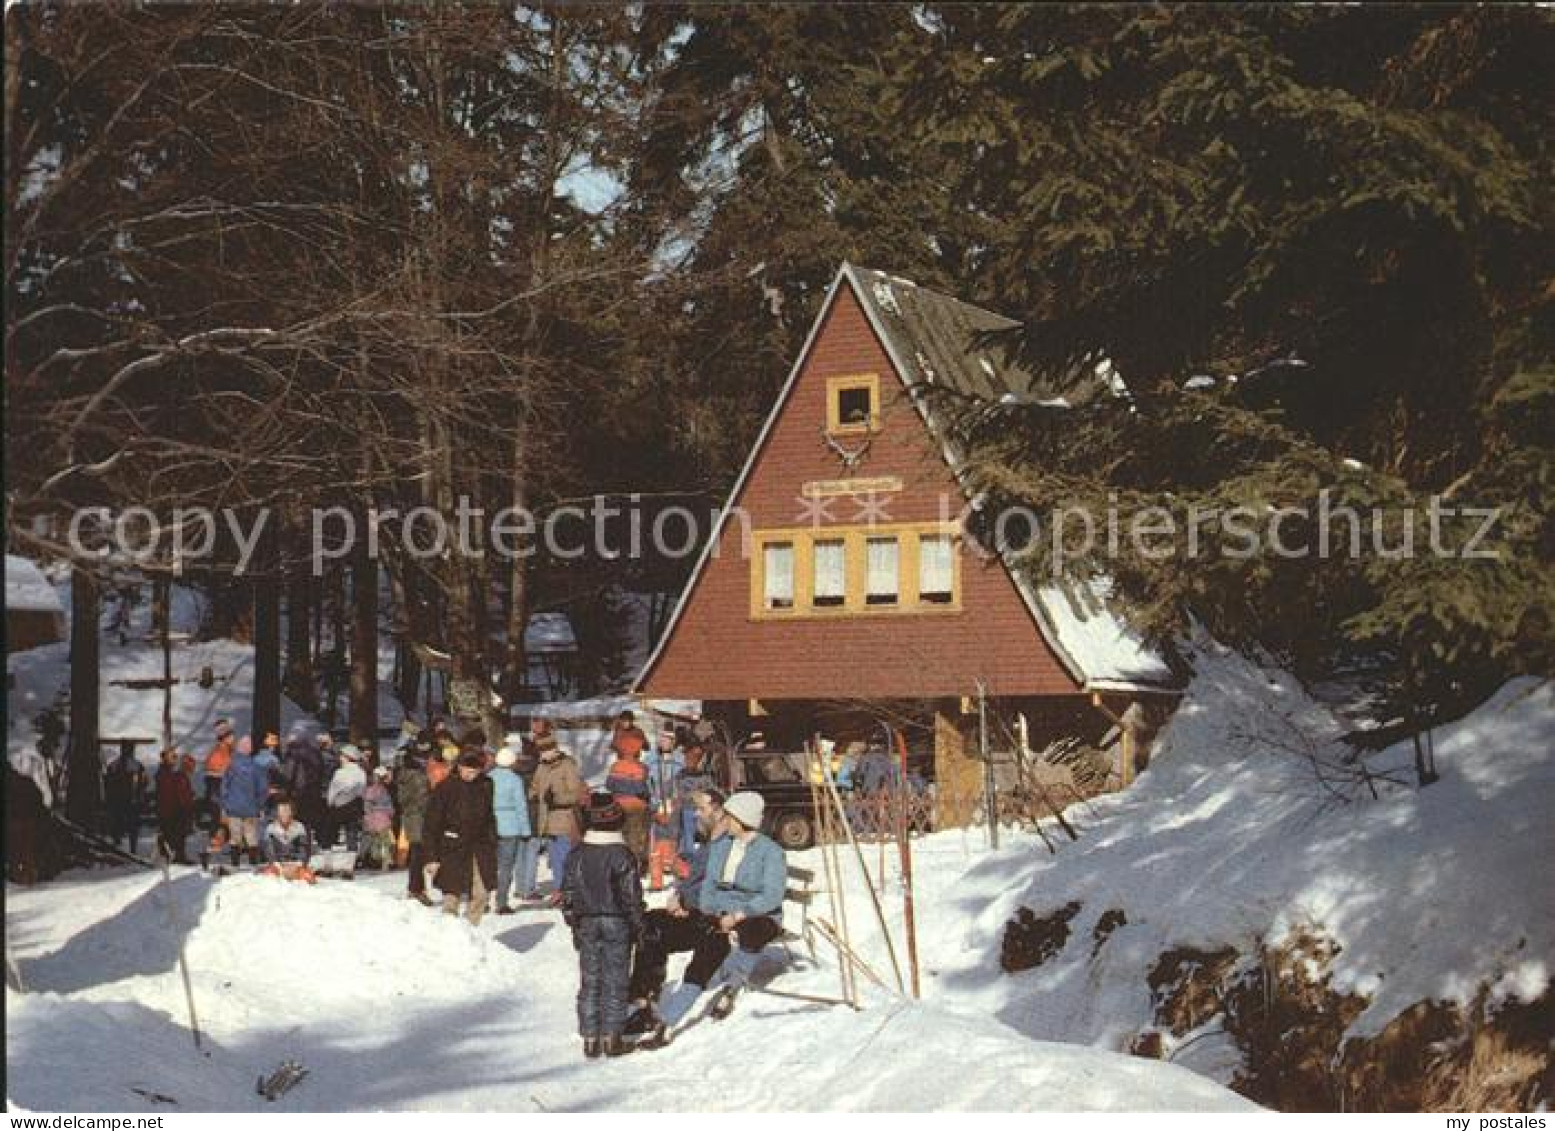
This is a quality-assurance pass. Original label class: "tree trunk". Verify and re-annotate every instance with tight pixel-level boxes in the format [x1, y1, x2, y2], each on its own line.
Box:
[251, 529, 283, 742]
[65, 567, 102, 827]
[348, 521, 379, 744]
[153, 576, 172, 751]
[503, 419, 531, 704]
[284, 567, 318, 713]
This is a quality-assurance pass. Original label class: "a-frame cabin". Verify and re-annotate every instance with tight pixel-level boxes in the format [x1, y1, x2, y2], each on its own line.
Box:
[635, 264, 1180, 809]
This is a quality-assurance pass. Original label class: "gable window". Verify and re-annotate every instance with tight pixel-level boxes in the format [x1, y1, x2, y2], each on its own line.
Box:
[865, 536, 899, 606]
[813, 539, 846, 608]
[826, 374, 880, 434]
[749, 523, 959, 619]
[918, 535, 955, 604]
[762, 542, 794, 610]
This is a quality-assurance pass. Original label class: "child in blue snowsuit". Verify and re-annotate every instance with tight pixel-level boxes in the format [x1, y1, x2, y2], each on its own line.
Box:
[561, 793, 645, 1060]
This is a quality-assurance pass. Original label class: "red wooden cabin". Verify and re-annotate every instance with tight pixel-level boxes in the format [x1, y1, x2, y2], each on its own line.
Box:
[635, 264, 1180, 809]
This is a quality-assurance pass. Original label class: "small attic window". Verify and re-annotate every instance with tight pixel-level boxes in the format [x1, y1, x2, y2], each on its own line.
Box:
[827, 374, 880, 434]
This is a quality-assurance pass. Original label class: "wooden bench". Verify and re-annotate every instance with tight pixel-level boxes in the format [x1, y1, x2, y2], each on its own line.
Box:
[779, 863, 818, 962]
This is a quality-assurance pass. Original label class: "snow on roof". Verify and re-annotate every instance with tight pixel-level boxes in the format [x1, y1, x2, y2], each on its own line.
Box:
[523, 611, 577, 654]
[1030, 576, 1177, 691]
[5, 555, 64, 615]
[527, 694, 700, 723]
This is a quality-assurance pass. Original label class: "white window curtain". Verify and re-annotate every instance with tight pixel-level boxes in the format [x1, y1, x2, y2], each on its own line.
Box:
[919, 535, 954, 601]
[763, 543, 794, 608]
[866, 537, 899, 603]
[813, 540, 846, 605]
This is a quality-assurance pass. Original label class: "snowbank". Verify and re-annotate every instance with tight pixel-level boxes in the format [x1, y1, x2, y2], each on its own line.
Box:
[5, 555, 65, 614]
[917, 643, 1554, 1070]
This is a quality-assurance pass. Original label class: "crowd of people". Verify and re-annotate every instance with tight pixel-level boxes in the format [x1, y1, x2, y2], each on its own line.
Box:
[106, 708, 789, 1058]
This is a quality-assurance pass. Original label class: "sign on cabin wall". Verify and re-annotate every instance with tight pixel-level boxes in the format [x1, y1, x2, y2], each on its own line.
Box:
[800, 476, 904, 499]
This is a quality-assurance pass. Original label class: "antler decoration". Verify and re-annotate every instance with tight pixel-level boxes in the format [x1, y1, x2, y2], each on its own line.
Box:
[822, 427, 874, 469]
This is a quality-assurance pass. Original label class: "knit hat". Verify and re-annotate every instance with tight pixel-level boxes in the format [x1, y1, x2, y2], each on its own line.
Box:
[495, 748, 517, 768]
[723, 791, 765, 831]
[586, 792, 625, 831]
[339, 744, 362, 761]
[502, 732, 526, 753]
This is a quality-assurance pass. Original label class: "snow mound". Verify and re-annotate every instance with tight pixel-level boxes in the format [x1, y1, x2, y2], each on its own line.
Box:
[930, 642, 1555, 1066]
[182, 875, 515, 1002]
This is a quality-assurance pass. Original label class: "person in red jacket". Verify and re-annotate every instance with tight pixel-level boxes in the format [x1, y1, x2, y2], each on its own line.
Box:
[203, 720, 235, 805]
[154, 748, 196, 864]
[606, 737, 652, 868]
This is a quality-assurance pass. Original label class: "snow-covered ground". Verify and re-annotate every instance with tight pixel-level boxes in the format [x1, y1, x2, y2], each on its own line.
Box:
[9, 571, 1546, 1110]
[5, 864, 1254, 1112]
[887, 644, 1555, 1085]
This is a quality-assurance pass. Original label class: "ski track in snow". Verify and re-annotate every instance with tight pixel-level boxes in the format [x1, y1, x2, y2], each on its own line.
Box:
[4, 865, 1254, 1112]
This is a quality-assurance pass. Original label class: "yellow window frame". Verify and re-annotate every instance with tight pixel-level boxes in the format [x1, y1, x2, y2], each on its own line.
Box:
[748, 521, 963, 620]
[826, 373, 882, 435]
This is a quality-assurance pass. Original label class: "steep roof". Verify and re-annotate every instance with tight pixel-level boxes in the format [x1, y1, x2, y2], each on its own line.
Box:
[633, 264, 1179, 696]
[842, 265, 1176, 693]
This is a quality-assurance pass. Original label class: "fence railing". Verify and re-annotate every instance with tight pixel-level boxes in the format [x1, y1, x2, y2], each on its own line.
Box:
[822, 784, 1091, 842]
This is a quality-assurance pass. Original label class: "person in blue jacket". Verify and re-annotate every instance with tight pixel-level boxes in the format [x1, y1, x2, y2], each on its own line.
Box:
[491, 745, 534, 914]
[639, 790, 785, 1046]
[221, 737, 270, 867]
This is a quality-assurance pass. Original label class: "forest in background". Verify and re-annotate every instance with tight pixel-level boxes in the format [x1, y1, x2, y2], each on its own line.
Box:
[6, 5, 1550, 822]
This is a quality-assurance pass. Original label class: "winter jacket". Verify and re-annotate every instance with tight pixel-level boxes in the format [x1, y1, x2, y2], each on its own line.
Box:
[642, 749, 685, 811]
[254, 749, 282, 801]
[424, 772, 498, 897]
[611, 725, 648, 759]
[532, 750, 585, 839]
[103, 755, 145, 813]
[699, 833, 786, 922]
[674, 832, 725, 913]
[395, 763, 430, 843]
[204, 741, 233, 780]
[281, 743, 326, 803]
[672, 765, 716, 811]
[220, 754, 268, 819]
[362, 782, 395, 834]
[513, 748, 541, 827]
[854, 750, 900, 795]
[326, 763, 367, 810]
[605, 756, 651, 813]
[490, 766, 532, 839]
[264, 817, 313, 864]
[155, 764, 195, 819]
[426, 758, 452, 791]
[561, 830, 644, 937]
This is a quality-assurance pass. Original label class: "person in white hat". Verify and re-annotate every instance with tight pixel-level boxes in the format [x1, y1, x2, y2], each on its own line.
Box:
[639, 789, 787, 1048]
